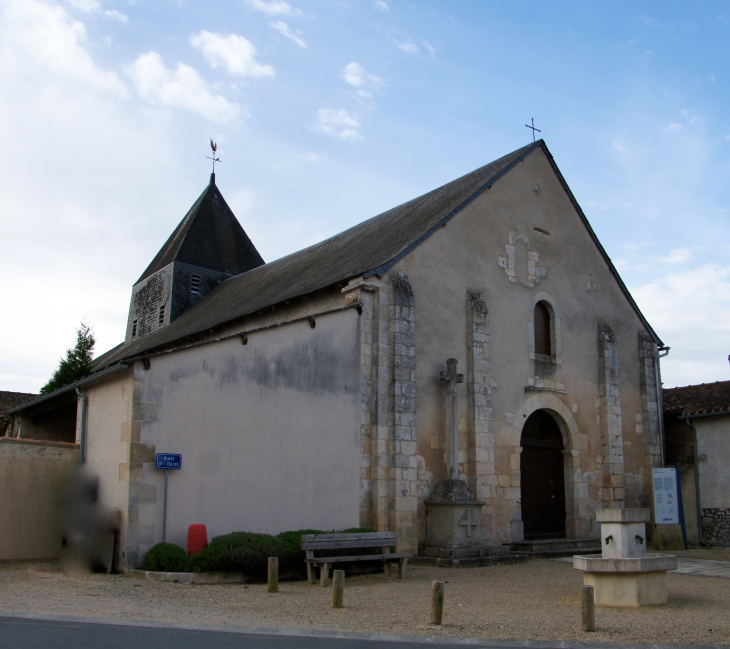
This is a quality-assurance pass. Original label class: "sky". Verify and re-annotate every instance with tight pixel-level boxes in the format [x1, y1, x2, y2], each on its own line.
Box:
[0, 0, 728, 393]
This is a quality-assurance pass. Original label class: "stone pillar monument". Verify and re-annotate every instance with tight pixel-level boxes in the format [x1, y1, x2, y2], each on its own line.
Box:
[422, 359, 502, 564]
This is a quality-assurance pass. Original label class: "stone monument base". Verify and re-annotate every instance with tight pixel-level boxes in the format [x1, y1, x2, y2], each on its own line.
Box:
[423, 479, 501, 561]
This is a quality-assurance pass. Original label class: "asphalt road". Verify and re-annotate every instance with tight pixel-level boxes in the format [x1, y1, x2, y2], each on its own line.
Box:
[0, 615, 492, 649]
[0, 614, 721, 649]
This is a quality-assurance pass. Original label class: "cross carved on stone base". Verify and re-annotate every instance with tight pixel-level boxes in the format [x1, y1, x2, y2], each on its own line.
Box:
[459, 508, 480, 537]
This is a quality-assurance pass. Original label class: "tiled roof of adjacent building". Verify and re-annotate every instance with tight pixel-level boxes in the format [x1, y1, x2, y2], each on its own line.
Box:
[91, 139, 661, 371]
[136, 173, 265, 284]
[663, 380, 730, 416]
[0, 391, 38, 418]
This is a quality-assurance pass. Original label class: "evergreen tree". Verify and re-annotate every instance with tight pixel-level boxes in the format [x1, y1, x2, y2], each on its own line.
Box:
[40, 322, 95, 395]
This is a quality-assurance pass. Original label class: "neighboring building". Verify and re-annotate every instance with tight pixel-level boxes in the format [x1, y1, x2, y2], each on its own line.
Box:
[0, 391, 37, 436]
[664, 380, 730, 547]
[7, 140, 668, 569]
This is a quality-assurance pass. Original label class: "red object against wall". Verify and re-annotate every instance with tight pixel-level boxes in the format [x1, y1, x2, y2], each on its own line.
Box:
[187, 524, 208, 556]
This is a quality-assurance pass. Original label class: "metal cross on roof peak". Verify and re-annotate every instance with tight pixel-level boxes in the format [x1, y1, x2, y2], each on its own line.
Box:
[525, 118, 541, 142]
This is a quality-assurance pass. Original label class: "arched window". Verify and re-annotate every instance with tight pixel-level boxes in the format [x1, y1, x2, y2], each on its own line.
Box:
[534, 301, 552, 356]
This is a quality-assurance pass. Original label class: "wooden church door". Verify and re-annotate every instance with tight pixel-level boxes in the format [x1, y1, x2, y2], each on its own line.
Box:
[520, 410, 566, 539]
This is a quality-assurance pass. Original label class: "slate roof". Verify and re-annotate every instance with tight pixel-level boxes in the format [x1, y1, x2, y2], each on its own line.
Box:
[663, 381, 730, 416]
[0, 391, 38, 419]
[92, 140, 661, 371]
[136, 173, 265, 284]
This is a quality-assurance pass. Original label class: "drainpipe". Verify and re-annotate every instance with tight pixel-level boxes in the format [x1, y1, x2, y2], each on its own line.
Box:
[655, 345, 669, 466]
[680, 412, 707, 546]
[76, 387, 88, 465]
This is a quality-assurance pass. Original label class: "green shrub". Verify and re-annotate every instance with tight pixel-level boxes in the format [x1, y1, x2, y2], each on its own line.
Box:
[187, 532, 292, 577]
[186, 527, 378, 578]
[142, 543, 189, 572]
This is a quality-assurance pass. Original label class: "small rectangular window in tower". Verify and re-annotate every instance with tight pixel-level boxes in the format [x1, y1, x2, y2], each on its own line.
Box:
[159, 305, 165, 326]
[191, 274, 201, 294]
[132, 320, 138, 337]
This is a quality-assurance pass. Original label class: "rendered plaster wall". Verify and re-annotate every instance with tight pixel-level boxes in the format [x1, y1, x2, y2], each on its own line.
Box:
[696, 415, 730, 544]
[695, 415, 730, 509]
[126, 308, 361, 567]
[385, 146, 657, 545]
[0, 439, 78, 559]
[80, 371, 134, 568]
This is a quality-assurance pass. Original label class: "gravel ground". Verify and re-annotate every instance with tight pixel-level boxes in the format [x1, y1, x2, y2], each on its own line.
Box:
[671, 547, 730, 562]
[0, 559, 728, 646]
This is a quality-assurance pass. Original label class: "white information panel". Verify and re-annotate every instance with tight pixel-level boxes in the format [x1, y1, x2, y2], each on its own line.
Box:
[652, 467, 679, 525]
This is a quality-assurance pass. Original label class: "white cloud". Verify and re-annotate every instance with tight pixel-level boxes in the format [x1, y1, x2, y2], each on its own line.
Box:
[0, 0, 199, 391]
[666, 123, 684, 132]
[65, 0, 127, 22]
[630, 264, 730, 387]
[1, 0, 127, 96]
[342, 62, 384, 100]
[65, 0, 99, 11]
[104, 9, 127, 23]
[270, 20, 307, 48]
[395, 38, 419, 53]
[126, 52, 241, 124]
[246, 0, 301, 17]
[191, 31, 275, 78]
[681, 108, 705, 127]
[373, 0, 389, 11]
[658, 247, 691, 264]
[310, 109, 362, 141]
[422, 40, 435, 54]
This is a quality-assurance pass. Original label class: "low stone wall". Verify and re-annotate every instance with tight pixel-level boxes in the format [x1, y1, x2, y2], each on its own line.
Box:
[702, 508, 730, 547]
[0, 438, 78, 559]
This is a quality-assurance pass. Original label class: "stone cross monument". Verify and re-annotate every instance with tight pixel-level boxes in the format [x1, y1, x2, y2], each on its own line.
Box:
[440, 358, 464, 481]
[423, 358, 497, 564]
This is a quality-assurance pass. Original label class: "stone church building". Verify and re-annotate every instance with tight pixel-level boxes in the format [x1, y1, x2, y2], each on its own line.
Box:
[7, 140, 666, 569]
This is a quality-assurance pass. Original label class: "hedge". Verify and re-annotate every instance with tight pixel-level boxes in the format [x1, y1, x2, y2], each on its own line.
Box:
[187, 527, 378, 577]
[141, 542, 189, 572]
[141, 527, 379, 578]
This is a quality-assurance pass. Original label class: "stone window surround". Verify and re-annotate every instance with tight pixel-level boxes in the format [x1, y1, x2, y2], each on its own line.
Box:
[498, 229, 546, 288]
[528, 292, 561, 364]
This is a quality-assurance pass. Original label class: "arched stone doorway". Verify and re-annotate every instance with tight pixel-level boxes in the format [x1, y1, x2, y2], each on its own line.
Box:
[520, 409, 566, 539]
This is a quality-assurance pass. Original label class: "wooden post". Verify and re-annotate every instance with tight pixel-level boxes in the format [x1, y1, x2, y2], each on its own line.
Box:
[320, 563, 330, 588]
[267, 557, 278, 593]
[581, 585, 595, 632]
[430, 581, 445, 625]
[332, 570, 345, 608]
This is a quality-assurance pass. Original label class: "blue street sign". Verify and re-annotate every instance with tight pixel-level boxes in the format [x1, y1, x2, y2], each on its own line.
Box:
[156, 453, 182, 470]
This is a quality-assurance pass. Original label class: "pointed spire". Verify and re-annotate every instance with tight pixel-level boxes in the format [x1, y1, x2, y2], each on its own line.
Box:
[135, 178, 264, 285]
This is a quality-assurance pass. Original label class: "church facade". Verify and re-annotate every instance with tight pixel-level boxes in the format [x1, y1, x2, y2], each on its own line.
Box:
[7, 141, 666, 569]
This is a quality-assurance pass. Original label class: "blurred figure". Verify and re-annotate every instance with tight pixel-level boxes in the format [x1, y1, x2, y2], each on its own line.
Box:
[60, 467, 120, 577]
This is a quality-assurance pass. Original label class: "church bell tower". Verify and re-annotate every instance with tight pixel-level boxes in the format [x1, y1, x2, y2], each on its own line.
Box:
[124, 173, 264, 343]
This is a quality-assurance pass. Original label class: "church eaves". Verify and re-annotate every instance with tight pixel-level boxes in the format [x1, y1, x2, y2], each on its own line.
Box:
[136, 173, 264, 284]
[93, 140, 661, 370]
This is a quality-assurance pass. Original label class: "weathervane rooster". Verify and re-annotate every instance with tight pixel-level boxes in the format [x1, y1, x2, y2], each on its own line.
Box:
[207, 139, 221, 174]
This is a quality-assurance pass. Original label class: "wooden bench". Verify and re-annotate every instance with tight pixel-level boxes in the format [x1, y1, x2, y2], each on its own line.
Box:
[301, 532, 411, 587]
